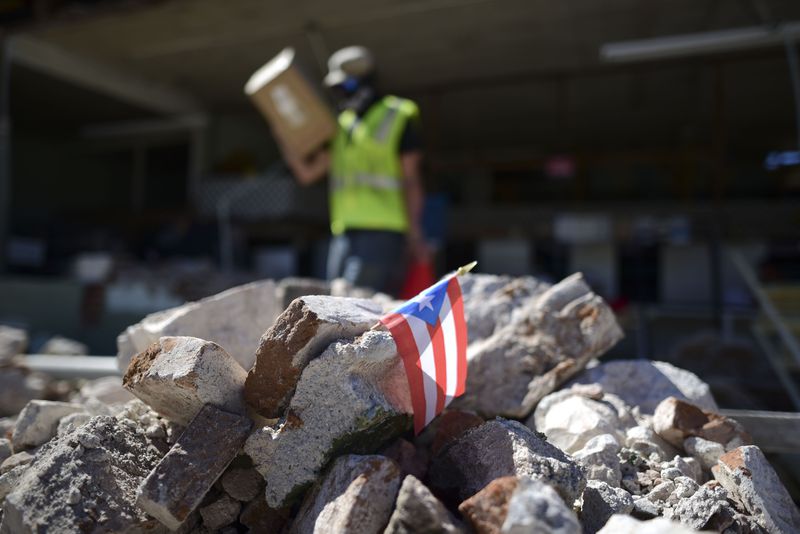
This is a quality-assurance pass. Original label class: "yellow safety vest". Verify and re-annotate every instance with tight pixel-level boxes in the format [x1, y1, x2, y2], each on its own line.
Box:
[329, 95, 419, 235]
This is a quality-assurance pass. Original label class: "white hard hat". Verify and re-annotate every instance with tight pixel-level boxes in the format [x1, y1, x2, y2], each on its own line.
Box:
[323, 46, 375, 87]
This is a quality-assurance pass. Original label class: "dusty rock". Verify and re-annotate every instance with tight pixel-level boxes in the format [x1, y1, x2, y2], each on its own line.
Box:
[502, 477, 581, 534]
[625, 425, 679, 462]
[244, 295, 382, 418]
[137, 405, 252, 531]
[0, 440, 10, 465]
[123, 336, 247, 426]
[289, 454, 402, 534]
[245, 330, 412, 508]
[670, 483, 739, 531]
[39, 336, 88, 356]
[77, 377, 135, 405]
[531, 387, 634, 454]
[597, 514, 701, 533]
[11, 400, 85, 449]
[56, 412, 92, 436]
[384, 475, 463, 534]
[221, 466, 263, 502]
[456, 274, 623, 419]
[572, 434, 622, 487]
[653, 397, 751, 449]
[684, 436, 725, 470]
[0, 451, 33, 474]
[428, 418, 586, 505]
[0, 367, 46, 417]
[713, 446, 800, 534]
[570, 360, 718, 414]
[0, 326, 27, 363]
[0, 466, 25, 503]
[199, 494, 241, 530]
[457, 476, 519, 534]
[1, 415, 164, 533]
[580, 480, 634, 534]
[117, 279, 280, 371]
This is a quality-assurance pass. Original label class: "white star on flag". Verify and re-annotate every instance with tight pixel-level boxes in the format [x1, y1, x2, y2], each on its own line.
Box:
[416, 294, 434, 311]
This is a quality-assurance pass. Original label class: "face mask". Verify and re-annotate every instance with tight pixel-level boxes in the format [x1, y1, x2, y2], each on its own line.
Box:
[336, 83, 375, 114]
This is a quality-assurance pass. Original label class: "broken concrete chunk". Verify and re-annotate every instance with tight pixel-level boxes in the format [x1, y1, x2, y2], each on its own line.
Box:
[625, 425, 679, 463]
[572, 434, 622, 487]
[712, 446, 800, 534]
[136, 404, 251, 531]
[457, 476, 519, 534]
[597, 514, 701, 533]
[123, 336, 247, 426]
[0, 451, 33, 475]
[289, 454, 402, 534]
[501, 477, 581, 534]
[455, 273, 623, 419]
[570, 360, 718, 415]
[2, 416, 164, 534]
[56, 412, 92, 437]
[221, 466, 263, 502]
[245, 330, 412, 508]
[653, 397, 751, 449]
[580, 480, 634, 534]
[684, 436, 725, 470]
[384, 475, 463, 534]
[199, 494, 241, 530]
[429, 418, 586, 505]
[117, 279, 280, 371]
[244, 295, 382, 418]
[11, 400, 85, 449]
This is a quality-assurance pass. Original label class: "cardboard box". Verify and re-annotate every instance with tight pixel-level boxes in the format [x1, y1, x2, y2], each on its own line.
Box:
[245, 48, 336, 159]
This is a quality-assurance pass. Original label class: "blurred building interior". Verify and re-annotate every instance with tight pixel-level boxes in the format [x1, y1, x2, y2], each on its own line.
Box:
[1, 0, 800, 412]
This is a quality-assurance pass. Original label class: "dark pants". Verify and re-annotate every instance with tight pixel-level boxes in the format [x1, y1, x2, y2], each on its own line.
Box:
[327, 230, 406, 295]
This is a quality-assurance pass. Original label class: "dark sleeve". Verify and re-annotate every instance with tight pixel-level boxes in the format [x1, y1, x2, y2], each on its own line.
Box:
[398, 117, 423, 154]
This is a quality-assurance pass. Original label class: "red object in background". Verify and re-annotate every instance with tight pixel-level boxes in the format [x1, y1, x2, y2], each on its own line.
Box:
[400, 260, 436, 299]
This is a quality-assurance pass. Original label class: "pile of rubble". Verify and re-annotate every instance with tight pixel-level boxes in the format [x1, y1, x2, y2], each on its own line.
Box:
[1, 274, 798, 533]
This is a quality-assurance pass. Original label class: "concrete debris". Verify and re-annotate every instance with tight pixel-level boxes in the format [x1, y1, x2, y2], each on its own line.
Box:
[428, 418, 586, 505]
[11, 400, 85, 449]
[0, 439, 10, 465]
[570, 360, 718, 415]
[244, 295, 382, 418]
[245, 330, 412, 508]
[653, 397, 751, 449]
[136, 404, 251, 531]
[123, 336, 248, 425]
[56, 412, 92, 437]
[455, 273, 623, 418]
[221, 466, 263, 502]
[117, 279, 281, 371]
[1, 416, 164, 534]
[384, 475, 463, 534]
[580, 480, 634, 534]
[39, 336, 88, 356]
[624, 425, 679, 463]
[0, 451, 33, 475]
[502, 477, 581, 534]
[380, 439, 429, 481]
[239, 497, 290, 533]
[199, 494, 241, 530]
[597, 514, 702, 533]
[77, 376, 135, 406]
[457, 475, 519, 534]
[289, 454, 402, 534]
[713, 446, 800, 534]
[0, 367, 46, 417]
[572, 433, 623, 487]
[684, 436, 726, 470]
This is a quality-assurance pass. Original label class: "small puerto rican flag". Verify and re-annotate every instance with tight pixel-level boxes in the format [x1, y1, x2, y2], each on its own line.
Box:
[380, 263, 472, 434]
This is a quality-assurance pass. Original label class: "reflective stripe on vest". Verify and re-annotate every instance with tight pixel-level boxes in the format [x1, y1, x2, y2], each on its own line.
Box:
[329, 95, 419, 235]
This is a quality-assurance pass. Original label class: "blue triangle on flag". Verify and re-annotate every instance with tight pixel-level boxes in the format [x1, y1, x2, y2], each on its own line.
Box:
[394, 277, 450, 326]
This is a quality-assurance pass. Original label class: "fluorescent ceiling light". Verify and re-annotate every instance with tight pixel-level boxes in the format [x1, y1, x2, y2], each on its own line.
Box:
[601, 22, 800, 63]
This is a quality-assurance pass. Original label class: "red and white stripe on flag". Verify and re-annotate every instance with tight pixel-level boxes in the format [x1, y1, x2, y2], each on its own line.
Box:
[380, 273, 468, 434]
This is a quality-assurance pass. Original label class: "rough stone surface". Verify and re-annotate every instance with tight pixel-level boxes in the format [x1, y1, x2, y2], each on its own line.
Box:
[455, 274, 623, 419]
[572, 434, 622, 487]
[123, 336, 247, 426]
[56, 412, 92, 437]
[670, 483, 741, 532]
[77, 377, 135, 406]
[11, 400, 85, 450]
[570, 360, 718, 414]
[712, 446, 800, 534]
[384, 475, 463, 534]
[39, 336, 88, 356]
[221, 466, 263, 502]
[0, 367, 46, 417]
[0, 439, 10, 465]
[136, 404, 252, 531]
[0, 451, 33, 475]
[199, 494, 240, 530]
[0, 326, 27, 363]
[597, 514, 701, 533]
[581, 480, 634, 534]
[245, 330, 412, 507]
[289, 454, 402, 534]
[244, 295, 382, 418]
[425, 410, 485, 456]
[684, 436, 726, 470]
[457, 476, 519, 534]
[117, 279, 280, 371]
[502, 477, 581, 534]
[1, 416, 164, 534]
[653, 397, 751, 449]
[625, 425, 679, 463]
[429, 418, 586, 505]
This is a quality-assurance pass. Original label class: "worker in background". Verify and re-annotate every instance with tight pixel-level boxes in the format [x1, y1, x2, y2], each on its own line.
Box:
[277, 46, 428, 295]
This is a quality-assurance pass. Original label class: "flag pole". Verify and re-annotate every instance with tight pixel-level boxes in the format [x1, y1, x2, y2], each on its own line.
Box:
[370, 261, 477, 331]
